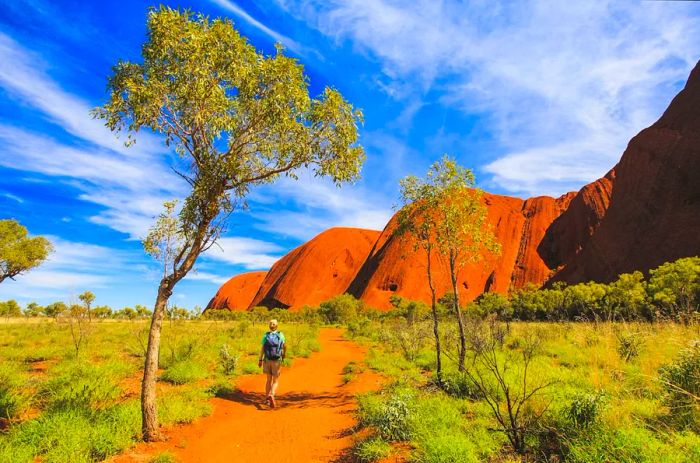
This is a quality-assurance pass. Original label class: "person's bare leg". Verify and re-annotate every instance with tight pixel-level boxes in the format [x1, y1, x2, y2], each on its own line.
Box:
[265, 374, 272, 397]
[270, 374, 280, 397]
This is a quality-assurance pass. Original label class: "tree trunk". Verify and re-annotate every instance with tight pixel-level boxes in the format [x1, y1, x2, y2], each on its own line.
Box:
[141, 280, 172, 441]
[426, 245, 442, 384]
[450, 250, 467, 371]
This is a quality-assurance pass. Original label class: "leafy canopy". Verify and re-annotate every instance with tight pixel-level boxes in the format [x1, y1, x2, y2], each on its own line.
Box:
[94, 6, 365, 243]
[0, 219, 53, 284]
[396, 155, 500, 265]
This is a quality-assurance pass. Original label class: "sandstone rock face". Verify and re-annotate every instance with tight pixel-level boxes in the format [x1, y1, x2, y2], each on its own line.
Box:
[249, 227, 381, 310]
[206, 271, 268, 311]
[209, 61, 700, 311]
[550, 62, 700, 283]
[538, 172, 615, 270]
[348, 192, 574, 309]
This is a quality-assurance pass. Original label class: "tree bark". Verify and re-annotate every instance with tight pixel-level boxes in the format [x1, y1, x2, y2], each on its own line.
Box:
[426, 244, 442, 384]
[450, 250, 467, 371]
[141, 280, 172, 441]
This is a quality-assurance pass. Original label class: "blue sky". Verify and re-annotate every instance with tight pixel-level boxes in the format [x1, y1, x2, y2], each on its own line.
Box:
[1, 0, 699, 309]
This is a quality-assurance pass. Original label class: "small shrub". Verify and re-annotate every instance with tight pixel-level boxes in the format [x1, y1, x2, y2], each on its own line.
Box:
[207, 381, 236, 398]
[659, 341, 700, 430]
[358, 391, 413, 441]
[0, 365, 32, 420]
[616, 331, 643, 362]
[160, 360, 207, 385]
[439, 371, 483, 400]
[158, 387, 212, 425]
[42, 362, 124, 411]
[150, 452, 178, 463]
[566, 391, 606, 428]
[219, 344, 239, 376]
[353, 436, 391, 463]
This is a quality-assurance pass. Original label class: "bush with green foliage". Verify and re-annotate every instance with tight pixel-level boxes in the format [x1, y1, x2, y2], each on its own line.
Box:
[319, 293, 366, 324]
[566, 391, 607, 429]
[659, 341, 700, 430]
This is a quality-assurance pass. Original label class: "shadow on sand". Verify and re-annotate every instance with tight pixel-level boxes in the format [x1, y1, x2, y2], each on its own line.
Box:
[217, 388, 355, 410]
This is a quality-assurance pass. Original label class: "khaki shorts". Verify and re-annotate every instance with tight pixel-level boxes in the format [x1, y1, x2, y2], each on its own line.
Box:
[263, 359, 282, 376]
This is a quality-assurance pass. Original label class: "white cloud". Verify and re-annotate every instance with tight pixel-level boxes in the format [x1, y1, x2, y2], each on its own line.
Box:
[0, 32, 162, 156]
[204, 236, 283, 269]
[2, 193, 24, 203]
[276, 0, 700, 195]
[249, 170, 392, 240]
[184, 271, 230, 285]
[208, 0, 305, 54]
[0, 236, 137, 300]
[0, 35, 184, 238]
[0, 124, 181, 239]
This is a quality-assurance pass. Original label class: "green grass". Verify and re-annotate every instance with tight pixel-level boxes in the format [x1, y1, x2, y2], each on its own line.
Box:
[348, 319, 700, 462]
[0, 318, 320, 462]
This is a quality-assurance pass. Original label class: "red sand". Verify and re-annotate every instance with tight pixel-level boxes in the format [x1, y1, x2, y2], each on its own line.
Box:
[111, 328, 383, 462]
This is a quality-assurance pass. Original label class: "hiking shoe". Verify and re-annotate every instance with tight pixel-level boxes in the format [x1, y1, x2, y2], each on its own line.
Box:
[269, 395, 276, 409]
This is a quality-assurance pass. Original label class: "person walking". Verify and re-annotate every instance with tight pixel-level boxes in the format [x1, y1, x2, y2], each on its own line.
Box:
[258, 319, 286, 408]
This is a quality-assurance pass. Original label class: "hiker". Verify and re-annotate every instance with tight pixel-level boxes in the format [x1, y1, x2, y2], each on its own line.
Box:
[258, 319, 286, 408]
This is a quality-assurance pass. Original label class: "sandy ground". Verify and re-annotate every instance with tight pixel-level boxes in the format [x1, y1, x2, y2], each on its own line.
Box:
[111, 327, 384, 463]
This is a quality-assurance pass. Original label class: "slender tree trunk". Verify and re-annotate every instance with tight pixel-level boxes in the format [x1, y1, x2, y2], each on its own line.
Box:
[426, 244, 442, 384]
[141, 280, 173, 441]
[450, 250, 467, 371]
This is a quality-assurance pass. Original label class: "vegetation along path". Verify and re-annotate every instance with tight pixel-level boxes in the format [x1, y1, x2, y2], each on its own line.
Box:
[112, 328, 383, 463]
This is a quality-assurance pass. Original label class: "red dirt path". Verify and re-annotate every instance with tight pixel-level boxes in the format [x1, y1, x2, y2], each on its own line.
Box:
[111, 328, 383, 463]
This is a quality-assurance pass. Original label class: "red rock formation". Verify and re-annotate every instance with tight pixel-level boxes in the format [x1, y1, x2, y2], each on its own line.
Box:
[348, 192, 575, 309]
[210, 62, 700, 311]
[206, 271, 267, 311]
[549, 61, 700, 283]
[250, 227, 381, 310]
[538, 172, 615, 270]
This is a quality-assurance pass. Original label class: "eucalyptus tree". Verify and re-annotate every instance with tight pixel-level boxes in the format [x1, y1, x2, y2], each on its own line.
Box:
[0, 219, 52, 284]
[94, 7, 365, 440]
[397, 156, 500, 373]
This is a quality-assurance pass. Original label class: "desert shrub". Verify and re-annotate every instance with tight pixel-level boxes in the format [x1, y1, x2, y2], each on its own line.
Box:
[380, 321, 431, 362]
[160, 360, 208, 385]
[219, 344, 239, 376]
[158, 387, 212, 425]
[648, 257, 700, 323]
[659, 341, 700, 429]
[0, 402, 140, 463]
[566, 391, 607, 428]
[42, 362, 127, 411]
[566, 426, 698, 463]
[357, 390, 413, 442]
[150, 452, 178, 463]
[439, 371, 482, 400]
[353, 436, 391, 462]
[318, 294, 365, 324]
[0, 365, 32, 421]
[207, 381, 236, 398]
[347, 317, 374, 339]
[409, 394, 502, 463]
[616, 331, 643, 362]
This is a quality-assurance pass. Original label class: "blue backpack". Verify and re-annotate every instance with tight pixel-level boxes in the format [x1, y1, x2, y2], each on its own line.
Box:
[264, 332, 284, 360]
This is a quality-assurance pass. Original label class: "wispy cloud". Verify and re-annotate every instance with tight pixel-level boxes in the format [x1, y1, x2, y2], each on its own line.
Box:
[249, 170, 392, 240]
[0, 236, 137, 300]
[0, 34, 183, 238]
[204, 236, 283, 269]
[277, 0, 700, 195]
[2, 193, 24, 203]
[0, 32, 162, 156]
[208, 0, 304, 54]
